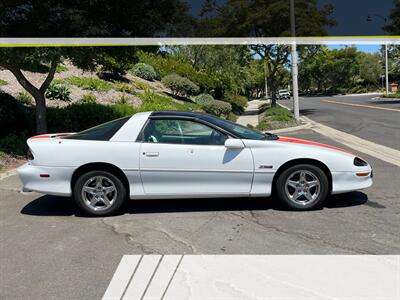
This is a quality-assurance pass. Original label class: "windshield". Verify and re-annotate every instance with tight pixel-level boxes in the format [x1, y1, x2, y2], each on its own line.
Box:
[64, 116, 130, 141]
[203, 115, 277, 140]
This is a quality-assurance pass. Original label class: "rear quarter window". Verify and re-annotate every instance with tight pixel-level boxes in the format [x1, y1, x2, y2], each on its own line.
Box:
[64, 116, 130, 141]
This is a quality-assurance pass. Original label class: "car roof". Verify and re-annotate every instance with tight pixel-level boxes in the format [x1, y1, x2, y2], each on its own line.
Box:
[150, 110, 211, 120]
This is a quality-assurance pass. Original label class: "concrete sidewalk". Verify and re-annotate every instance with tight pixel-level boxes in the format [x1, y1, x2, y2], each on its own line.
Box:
[236, 99, 267, 127]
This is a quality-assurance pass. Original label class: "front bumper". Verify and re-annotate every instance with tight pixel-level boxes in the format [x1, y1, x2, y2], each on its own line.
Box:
[17, 163, 74, 196]
[331, 170, 373, 194]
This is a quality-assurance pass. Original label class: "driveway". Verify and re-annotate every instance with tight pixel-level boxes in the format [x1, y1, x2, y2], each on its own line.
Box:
[1, 129, 399, 299]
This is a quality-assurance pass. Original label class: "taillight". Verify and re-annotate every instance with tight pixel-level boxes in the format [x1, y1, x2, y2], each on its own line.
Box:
[27, 148, 34, 160]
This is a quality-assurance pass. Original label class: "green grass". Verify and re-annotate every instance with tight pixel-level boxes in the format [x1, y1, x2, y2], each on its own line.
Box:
[133, 80, 152, 90]
[0, 79, 8, 86]
[63, 76, 113, 92]
[138, 91, 200, 112]
[56, 64, 68, 73]
[383, 92, 400, 99]
[114, 83, 136, 94]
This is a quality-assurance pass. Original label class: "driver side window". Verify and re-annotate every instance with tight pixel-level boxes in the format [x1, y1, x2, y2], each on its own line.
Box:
[142, 119, 228, 145]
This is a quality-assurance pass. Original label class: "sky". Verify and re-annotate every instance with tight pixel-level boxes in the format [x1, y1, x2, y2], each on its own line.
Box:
[188, 0, 394, 36]
[328, 44, 381, 53]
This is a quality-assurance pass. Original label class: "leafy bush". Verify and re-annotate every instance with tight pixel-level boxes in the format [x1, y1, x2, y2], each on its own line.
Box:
[383, 92, 400, 98]
[194, 93, 231, 117]
[0, 91, 33, 138]
[79, 93, 97, 104]
[162, 74, 199, 97]
[200, 99, 231, 117]
[224, 92, 248, 112]
[132, 63, 158, 81]
[16, 91, 33, 106]
[45, 83, 71, 101]
[194, 93, 214, 105]
[47, 103, 136, 133]
[138, 51, 215, 93]
[0, 134, 28, 155]
[64, 76, 112, 92]
[0, 79, 7, 86]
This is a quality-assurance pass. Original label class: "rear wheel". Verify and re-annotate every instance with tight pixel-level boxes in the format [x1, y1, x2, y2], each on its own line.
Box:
[73, 170, 126, 216]
[275, 164, 329, 210]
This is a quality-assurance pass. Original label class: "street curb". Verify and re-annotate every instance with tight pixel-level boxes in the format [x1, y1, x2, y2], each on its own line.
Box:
[0, 168, 18, 181]
[301, 115, 400, 167]
[269, 122, 311, 134]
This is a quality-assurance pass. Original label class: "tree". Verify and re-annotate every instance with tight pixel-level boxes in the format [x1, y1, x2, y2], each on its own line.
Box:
[384, 0, 400, 35]
[198, 0, 336, 105]
[0, 0, 194, 37]
[357, 52, 382, 88]
[0, 0, 193, 133]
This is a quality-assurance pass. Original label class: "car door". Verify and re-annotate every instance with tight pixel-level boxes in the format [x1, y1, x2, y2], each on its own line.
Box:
[138, 118, 254, 197]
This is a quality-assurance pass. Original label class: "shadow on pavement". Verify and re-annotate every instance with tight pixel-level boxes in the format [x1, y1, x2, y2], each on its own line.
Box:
[299, 108, 317, 116]
[20, 191, 372, 217]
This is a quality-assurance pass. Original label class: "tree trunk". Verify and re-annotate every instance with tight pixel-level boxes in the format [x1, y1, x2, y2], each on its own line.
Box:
[5, 59, 58, 134]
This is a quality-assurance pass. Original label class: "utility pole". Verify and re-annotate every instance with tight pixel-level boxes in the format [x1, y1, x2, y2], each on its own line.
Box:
[290, 0, 300, 120]
[367, 14, 389, 95]
[264, 59, 268, 98]
[385, 43, 389, 95]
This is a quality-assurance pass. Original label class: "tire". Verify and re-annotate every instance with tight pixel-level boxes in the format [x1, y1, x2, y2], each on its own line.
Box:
[275, 164, 329, 210]
[73, 170, 126, 216]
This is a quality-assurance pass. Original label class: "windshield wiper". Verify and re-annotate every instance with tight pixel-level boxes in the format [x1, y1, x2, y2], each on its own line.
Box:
[263, 132, 279, 140]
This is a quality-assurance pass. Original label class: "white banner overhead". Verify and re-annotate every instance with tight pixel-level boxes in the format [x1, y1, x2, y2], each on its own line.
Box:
[0, 37, 400, 46]
[103, 255, 400, 300]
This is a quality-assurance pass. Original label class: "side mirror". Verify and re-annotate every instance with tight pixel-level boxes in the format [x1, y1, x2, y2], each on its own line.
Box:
[224, 139, 245, 149]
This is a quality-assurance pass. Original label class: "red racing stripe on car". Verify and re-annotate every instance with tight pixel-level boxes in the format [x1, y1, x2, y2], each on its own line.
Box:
[277, 136, 353, 154]
[30, 133, 71, 139]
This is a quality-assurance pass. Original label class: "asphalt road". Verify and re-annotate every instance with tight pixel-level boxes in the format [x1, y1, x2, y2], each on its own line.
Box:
[1, 129, 399, 300]
[280, 94, 400, 150]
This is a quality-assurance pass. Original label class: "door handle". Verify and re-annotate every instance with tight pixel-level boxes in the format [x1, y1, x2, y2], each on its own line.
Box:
[144, 152, 159, 157]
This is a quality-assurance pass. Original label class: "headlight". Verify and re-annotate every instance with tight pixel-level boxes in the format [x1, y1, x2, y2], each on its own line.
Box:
[354, 157, 368, 166]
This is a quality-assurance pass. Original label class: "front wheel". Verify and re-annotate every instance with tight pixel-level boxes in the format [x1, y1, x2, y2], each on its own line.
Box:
[73, 170, 126, 216]
[275, 164, 329, 210]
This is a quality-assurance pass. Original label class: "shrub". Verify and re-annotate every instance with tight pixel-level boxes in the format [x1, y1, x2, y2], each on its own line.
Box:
[45, 83, 71, 101]
[200, 99, 231, 117]
[0, 79, 7, 86]
[194, 93, 214, 105]
[16, 91, 33, 106]
[224, 92, 248, 112]
[64, 76, 112, 92]
[79, 93, 97, 104]
[132, 63, 158, 81]
[47, 103, 136, 133]
[162, 74, 199, 97]
[0, 91, 33, 138]
[0, 134, 28, 156]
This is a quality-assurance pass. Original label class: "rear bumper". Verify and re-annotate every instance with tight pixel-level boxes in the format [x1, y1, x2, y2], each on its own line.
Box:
[17, 163, 74, 196]
[331, 170, 373, 194]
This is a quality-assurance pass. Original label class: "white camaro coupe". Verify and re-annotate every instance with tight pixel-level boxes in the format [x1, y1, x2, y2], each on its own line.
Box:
[18, 111, 373, 216]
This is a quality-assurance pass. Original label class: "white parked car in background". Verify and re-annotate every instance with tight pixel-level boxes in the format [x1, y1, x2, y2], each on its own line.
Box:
[278, 89, 291, 99]
[18, 111, 373, 216]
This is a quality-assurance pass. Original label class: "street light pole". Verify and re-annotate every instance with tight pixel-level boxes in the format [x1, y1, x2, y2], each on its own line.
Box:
[290, 0, 300, 121]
